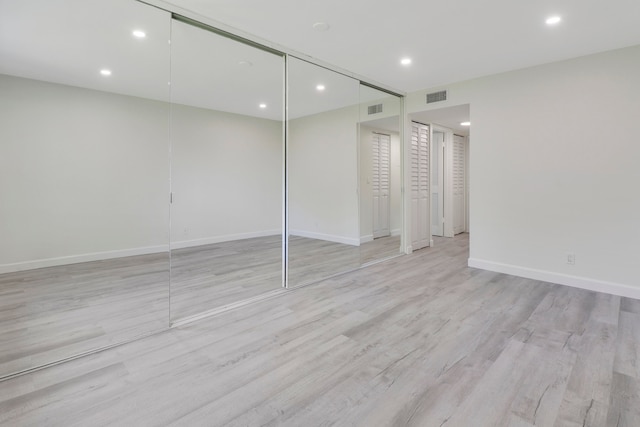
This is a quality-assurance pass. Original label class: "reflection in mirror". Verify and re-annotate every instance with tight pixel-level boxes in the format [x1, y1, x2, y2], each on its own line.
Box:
[0, 0, 171, 378]
[287, 58, 361, 286]
[358, 85, 403, 265]
[169, 19, 284, 321]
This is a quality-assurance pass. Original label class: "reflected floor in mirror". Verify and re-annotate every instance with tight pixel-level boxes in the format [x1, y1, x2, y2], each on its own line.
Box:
[0, 254, 169, 378]
[170, 236, 282, 321]
[288, 235, 401, 287]
[170, 235, 402, 320]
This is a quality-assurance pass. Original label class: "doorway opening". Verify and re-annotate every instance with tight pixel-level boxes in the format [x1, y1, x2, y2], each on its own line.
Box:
[408, 104, 470, 251]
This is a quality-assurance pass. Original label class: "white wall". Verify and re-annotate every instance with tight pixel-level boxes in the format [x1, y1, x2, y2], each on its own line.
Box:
[0, 74, 170, 272]
[359, 125, 402, 242]
[0, 73, 283, 272]
[407, 44, 640, 297]
[289, 105, 360, 245]
[170, 104, 282, 248]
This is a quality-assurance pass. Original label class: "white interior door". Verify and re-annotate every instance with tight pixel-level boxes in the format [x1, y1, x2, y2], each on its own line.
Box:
[431, 130, 445, 236]
[453, 134, 466, 235]
[411, 122, 430, 250]
[372, 133, 390, 239]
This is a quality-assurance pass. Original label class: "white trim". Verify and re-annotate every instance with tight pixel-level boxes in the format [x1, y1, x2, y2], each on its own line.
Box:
[171, 229, 281, 250]
[290, 229, 360, 246]
[0, 245, 168, 274]
[142, 0, 404, 97]
[360, 234, 374, 244]
[468, 258, 640, 300]
[171, 288, 287, 328]
[361, 229, 400, 244]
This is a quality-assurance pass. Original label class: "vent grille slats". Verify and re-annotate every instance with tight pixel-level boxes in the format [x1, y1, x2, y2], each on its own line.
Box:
[426, 90, 447, 104]
[368, 104, 383, 115]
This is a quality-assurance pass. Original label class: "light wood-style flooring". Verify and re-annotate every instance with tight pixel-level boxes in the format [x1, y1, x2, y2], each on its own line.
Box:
[2, 233, 639, 426]
[171, 234, 400, 319]
[0, 235, 401, 378]
[0, 253, 169, 379]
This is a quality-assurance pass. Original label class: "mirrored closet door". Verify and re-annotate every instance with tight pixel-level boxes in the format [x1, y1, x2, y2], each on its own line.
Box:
[0, 0, 172, 378]
[286, 57, 361, 286]
[358, 85, 403, 265]
[168, 18, 285, 321]
[0, 0, 405, 380]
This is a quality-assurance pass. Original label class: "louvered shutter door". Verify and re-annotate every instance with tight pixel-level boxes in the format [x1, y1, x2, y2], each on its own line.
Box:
[453, 135, 465, 234]
[372, 133, 391, 238]
[411, 122, 430, 250]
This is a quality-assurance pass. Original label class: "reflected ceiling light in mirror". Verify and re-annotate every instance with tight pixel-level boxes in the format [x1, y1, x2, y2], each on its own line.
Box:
[238, 60, 253, 67]
[312, 22, 330, 31]
[100, 69, 112, 76]
[132, 29, 146, 38]
[259, 103, 267, 109]
[461, 121, 470, 126]
[400, 58, 412, 66]
[545, 16, 562, 25]
[316, 84, 325, 91]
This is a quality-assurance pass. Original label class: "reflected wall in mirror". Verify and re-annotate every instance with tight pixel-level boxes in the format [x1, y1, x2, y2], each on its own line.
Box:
[0, 0, 171, 378]
[358, 86, 403, 265]
[287, 58, 361, 286]
[169, 20, 284, 321]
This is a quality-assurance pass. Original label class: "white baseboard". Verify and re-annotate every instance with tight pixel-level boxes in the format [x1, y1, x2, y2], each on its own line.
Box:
[1, 230, 283, 274]
[171, 229, 281, 250]
[290, 229, 360, 247]
[0, 245, 169, 274]
[361, 229, 401, 244]
[468, 258, 640, 300]
[360, 235, 374, 244]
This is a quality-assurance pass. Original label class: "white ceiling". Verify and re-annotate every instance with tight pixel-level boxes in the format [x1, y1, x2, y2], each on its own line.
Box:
[411, 104, 471, 136]
[3, 0, 636, 122]
[163, 0, 640, 93]
[0, 0, 171, 102]
[0, 0, 396, 121]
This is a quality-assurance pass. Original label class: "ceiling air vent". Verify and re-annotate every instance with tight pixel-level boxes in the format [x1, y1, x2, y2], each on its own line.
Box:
[368, 104, 383, 115]
[426, 90, 447, 104]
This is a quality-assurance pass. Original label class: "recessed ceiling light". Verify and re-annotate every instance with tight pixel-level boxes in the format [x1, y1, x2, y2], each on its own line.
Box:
[238, 60, 253, 67]
[401, 58, 412, 66]
[132, 30, 146, 38]
[460, 121, 471, 126]
[545, 16, 562, 25]
[316, 84, 325, 91]
[259, 103, 267, 109]
[312, 22, 330, 32]
[100, 69, 112, 76]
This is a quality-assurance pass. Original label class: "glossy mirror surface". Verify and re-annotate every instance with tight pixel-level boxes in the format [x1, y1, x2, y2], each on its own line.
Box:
[0, 0, 171, 378]
[287, 58, 361, 286]
[169, 19, 284, 321]
[358, 85, 403, 265]
[0, 0, 404, 380]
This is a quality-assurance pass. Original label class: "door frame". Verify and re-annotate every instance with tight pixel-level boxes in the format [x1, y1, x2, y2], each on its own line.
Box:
[430, 124, 455, 238]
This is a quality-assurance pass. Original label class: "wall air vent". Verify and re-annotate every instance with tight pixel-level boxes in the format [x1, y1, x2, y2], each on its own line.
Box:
[368, 104, 383, 115]
[426, 90, 447, 104]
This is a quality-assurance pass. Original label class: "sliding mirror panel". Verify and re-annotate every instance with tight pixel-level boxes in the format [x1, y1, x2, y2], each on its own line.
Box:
[358, 85, 403, 265]
[287, 58, 361, 286]
[0, 0, 171, 378]
[169, 19, 284, 321]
